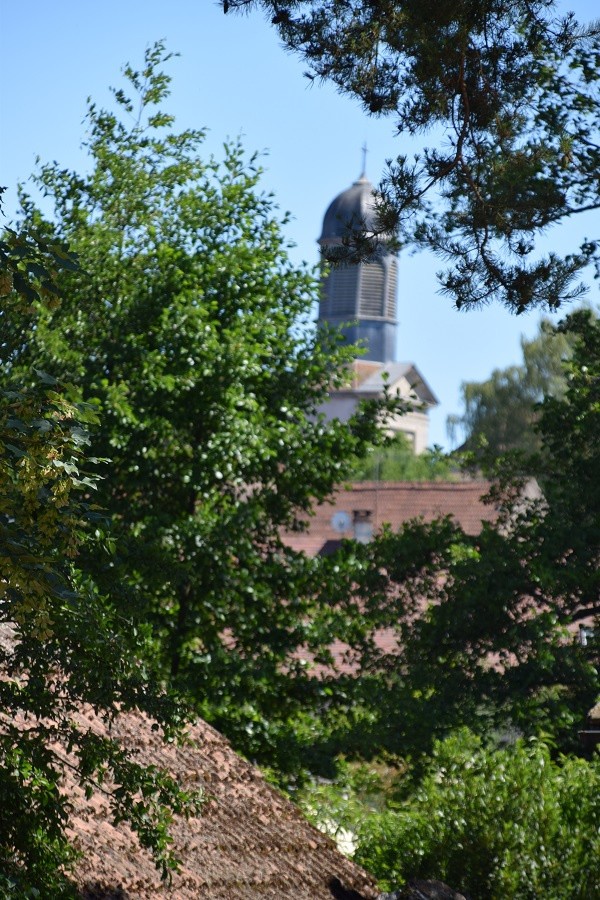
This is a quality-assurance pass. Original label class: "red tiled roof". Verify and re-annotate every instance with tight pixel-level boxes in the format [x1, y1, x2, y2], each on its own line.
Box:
[64, 708, 378, 899]
[285, 481, 495, 556]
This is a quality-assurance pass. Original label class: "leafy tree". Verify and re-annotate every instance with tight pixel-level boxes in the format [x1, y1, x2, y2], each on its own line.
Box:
[228, 1, 600, 313]
[447, 315, 581, 455]
[0, 219, 198, 895]
[351, 435, 456, 482]
[318, 312, 600, 759]
[10, 44, 403, 772]
[355, 730, 600, 899]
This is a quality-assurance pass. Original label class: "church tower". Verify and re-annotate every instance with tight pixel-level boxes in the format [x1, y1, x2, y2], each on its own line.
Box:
[317, 170, 398, 362]
[317, 166, 437, 454]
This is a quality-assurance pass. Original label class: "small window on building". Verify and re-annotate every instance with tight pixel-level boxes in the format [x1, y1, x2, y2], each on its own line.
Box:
[353, 509, 373, 543]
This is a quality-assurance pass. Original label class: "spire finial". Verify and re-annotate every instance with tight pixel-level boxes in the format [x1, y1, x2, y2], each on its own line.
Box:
[360, 142, 368, 178]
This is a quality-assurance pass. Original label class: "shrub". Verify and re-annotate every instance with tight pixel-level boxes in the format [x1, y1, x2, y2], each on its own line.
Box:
[355, 729, 600, 899]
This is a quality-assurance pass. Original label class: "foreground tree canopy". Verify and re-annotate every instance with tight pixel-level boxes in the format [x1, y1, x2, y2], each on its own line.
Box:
[0, 216, 198, 895]
[10, 43, 404, 772]
[319, 311, 600, 759]
[228, 0, 600, 313]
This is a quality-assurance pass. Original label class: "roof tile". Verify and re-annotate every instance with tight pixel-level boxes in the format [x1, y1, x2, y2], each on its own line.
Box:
[284, 481, 495, 557]
[62, 708, 378, 899]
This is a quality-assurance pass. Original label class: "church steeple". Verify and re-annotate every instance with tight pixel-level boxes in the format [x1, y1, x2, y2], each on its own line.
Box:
[317, 169, 398, 363]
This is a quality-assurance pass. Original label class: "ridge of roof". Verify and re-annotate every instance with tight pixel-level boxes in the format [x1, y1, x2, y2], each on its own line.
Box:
[346, 480, 491, 492]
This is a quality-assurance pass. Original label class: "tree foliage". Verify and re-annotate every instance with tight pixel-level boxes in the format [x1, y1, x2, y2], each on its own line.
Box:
[228, 0, 600, 313]
[0, 219, 198, 895]
[447, 315, 581, 455]
[10, 43, 404, 772]
[355, 730, 600, 899]
[351, 435, 456, 482]
[317, 311, 600, 760]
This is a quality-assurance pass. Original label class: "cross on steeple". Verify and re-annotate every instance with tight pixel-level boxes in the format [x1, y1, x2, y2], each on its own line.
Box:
[360, 142, 368, 178]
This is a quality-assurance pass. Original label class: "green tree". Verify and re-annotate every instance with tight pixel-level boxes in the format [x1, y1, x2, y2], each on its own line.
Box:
[0, 220, 197, 896]
[447, 316, 581, 455]
[318, 312, 600, 759]
[351, 435, 456, 482]
[228, 1, 600, 313]
[10, 44, 403, 772]
[355, 730, 600, 899]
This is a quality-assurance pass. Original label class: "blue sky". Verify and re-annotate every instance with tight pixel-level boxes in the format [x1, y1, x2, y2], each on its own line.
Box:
[1, 1, 598, 447]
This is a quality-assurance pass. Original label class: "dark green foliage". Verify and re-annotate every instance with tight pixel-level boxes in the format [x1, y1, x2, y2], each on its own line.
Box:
[531, 308, 600, 644]
[228, 1, 600, 313]
[10, 44, 404, 772]
[355, 730, 600, 899]
[0, 221, 199, 893]
[319, 313, 600, 760]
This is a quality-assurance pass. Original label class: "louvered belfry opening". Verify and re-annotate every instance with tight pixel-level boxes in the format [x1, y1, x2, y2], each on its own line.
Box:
[322, 265, 359, 318]
[386, 258, 398, 320]
[359, 261, 385, 317]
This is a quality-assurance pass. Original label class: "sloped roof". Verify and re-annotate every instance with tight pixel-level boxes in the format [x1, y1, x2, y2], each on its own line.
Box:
[334, 361, 438, 407]
[284, 482, 497, 676]
[350, 360, 413, 389]
[66, 707, 378, 899]
[285, 481, 495, 557]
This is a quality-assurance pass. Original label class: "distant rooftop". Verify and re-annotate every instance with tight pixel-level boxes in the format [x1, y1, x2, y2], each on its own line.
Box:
[284, 481, 495, 557]
[339, 360, 438, 406]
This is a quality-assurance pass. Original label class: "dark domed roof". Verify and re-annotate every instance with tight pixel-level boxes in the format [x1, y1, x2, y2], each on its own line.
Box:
[319, 175, 377, 242]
